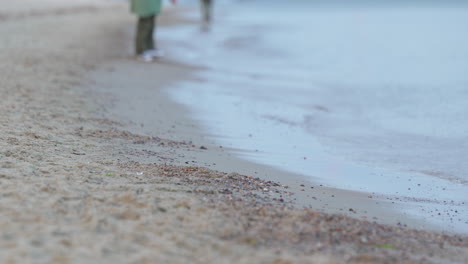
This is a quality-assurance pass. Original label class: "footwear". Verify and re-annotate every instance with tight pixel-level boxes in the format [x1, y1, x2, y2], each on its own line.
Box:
[145, 49, 165, 58]
[136, 53, 154, 62]
[201, 22, 211, 32]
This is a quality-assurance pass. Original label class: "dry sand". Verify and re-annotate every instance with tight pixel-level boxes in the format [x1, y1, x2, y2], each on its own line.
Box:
[1, 1, 467, 263]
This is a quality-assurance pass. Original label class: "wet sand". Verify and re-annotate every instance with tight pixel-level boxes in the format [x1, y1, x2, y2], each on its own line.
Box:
[1, 1, 467, 263]
[89, 59, 446, 233]
[157, 2, 468, 233]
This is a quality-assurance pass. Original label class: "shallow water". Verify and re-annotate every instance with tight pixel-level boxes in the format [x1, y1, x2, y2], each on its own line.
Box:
[160, 0, 468, 232]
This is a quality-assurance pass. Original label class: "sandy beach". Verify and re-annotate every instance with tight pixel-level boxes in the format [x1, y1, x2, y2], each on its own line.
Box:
[1, 1, 467, 263]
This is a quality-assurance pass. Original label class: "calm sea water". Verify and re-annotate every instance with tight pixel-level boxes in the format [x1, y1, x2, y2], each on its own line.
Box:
[160, 0, 468, 231]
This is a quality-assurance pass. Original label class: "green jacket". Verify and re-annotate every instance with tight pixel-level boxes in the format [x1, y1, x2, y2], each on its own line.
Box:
[131, 0, 162, 17]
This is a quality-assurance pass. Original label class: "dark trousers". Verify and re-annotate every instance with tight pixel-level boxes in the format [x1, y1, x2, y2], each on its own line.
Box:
[135, 15, 156, 55]
[201, 0, 212, 23]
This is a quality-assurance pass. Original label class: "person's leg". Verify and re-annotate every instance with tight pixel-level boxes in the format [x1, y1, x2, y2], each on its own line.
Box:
[135, 17, 145, 55]
[146, 15, 156, 51]
[135, 15, 155, 55]
[201, 0, 212, 23]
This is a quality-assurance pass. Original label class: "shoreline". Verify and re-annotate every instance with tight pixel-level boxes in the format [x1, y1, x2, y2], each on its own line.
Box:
[85, 8, 463, 234]
[88, 58, 447, 234]
[156, 2, 468, 234]
[1, 1, 467, 263]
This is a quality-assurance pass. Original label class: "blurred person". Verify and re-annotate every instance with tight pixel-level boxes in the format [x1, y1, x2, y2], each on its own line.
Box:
[200, 0, 213, 29]
[131, 0, 176, 62]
